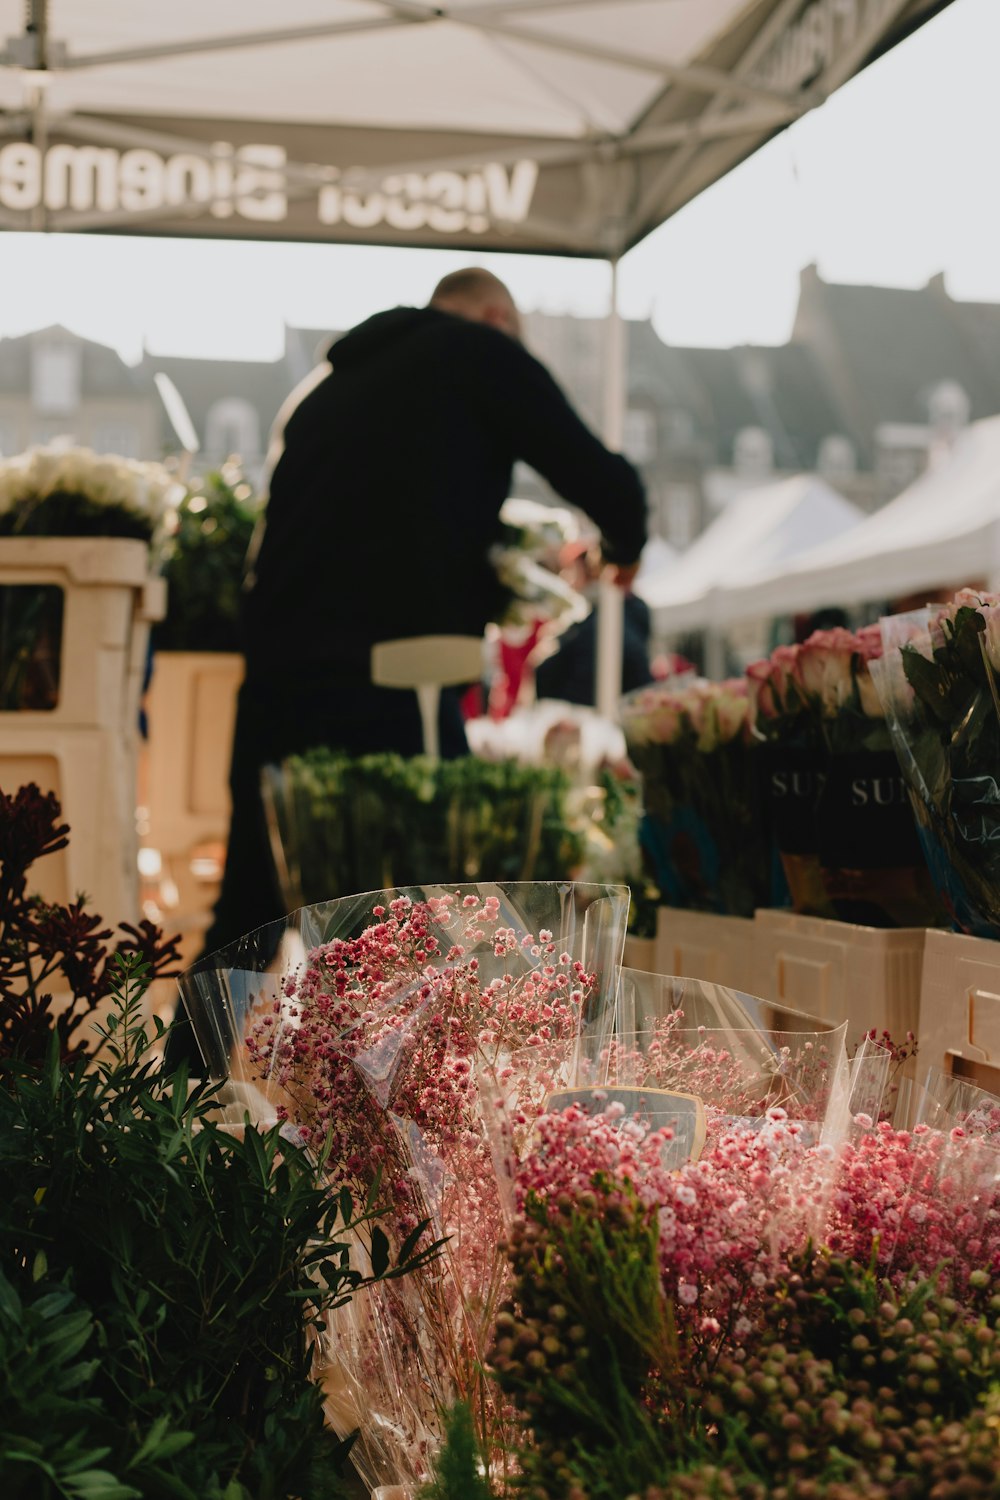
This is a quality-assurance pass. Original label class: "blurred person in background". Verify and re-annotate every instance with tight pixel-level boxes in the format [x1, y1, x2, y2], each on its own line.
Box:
[534, 541, 653, 707]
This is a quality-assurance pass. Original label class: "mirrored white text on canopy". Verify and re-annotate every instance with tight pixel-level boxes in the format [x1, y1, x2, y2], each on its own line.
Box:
[0, 140, 540, 233]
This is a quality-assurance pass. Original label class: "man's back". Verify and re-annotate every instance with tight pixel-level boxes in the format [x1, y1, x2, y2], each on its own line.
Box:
[244, 305, 646, 675]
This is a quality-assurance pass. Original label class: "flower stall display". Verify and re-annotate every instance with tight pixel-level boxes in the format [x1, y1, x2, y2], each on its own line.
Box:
[178, 881, 630, 1493]
[0, 445, 177, 922]
[143, 466, 257, 893]
[0, 784, 432, 1500]
[876, 589, 1000, 939]
[0, 443, 180, 550]
[153, 463, 259, 654]
[621, 677, 777, 918]
[262, 751, 588, 910]
[491, 497, 590, 633]
[0, 444, 178, 713]
[425, 1058, 1000, 1500]
[748, 627, 942, 928]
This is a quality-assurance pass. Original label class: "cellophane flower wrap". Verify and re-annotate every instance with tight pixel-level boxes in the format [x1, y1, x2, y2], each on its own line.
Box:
[261, 751, 584, 911]
[749, 627, 940, 926]
[490, 497, 589, 630]
[620, 678, 777, 916]
[875, 589, 1000, 936]
[177, 881, 629, 1493]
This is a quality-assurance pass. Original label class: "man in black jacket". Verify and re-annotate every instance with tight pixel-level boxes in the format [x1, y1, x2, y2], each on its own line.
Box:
[179, 268, 646, 1021]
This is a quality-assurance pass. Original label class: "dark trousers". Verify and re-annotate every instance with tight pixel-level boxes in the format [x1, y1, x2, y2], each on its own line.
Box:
[163, 671, 468, 1074]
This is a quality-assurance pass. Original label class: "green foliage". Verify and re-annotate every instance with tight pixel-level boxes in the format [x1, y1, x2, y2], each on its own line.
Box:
[267, 750, 585, 907]
[155, 466, 259, 652]
[0, 492, 155, 543]
[488, 1181, 683, 1498]
[0, 782, 181, 1062]
[897, 602, 1000, 933]
[470, 1229, 1000, 1500]
[418, 1403, 494, 1500]
[0, 953, 434, 1499]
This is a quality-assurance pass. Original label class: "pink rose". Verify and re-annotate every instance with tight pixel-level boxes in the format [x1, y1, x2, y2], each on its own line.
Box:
[714, 690, 749, 744]
[854, 623, 884, 662]
[769, 644, 801, 713]
[745, 659, 777, 724]
[794, 628, 855, 712]
[856, 662, 885, 718]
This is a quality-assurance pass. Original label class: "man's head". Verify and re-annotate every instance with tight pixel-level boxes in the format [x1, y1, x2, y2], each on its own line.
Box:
[429, 267, 522, 340]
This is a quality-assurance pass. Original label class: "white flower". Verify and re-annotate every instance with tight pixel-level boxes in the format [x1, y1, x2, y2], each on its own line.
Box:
[0, 442, 182, 551]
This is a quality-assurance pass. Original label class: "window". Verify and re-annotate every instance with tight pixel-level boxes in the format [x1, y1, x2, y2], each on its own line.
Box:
[817, 434, 857, 484]
[30, 419, 77, 447]
[663, 483, 699, 549]
[875, 422, 929, 495]
[733, 426, 773, 478]
[204, 398, 261, 461]
[664, 408, 695, 446]
[927, 380, 969, 437]
[92, 421, 139, 459]
[623, 408, 656, 464]
[31, 343, 81, 415]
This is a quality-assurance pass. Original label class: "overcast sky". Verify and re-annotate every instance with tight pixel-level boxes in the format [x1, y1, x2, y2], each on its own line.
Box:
[0, 0, 997, 364]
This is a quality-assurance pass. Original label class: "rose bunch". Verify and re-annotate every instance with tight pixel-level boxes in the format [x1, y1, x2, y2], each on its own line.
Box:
[621, 679, 775, 917]
[876, 587, 1000, 936]
[622, 677, 749, 753]
[746, 625, 885, 738]
[749, 627, 939, 926]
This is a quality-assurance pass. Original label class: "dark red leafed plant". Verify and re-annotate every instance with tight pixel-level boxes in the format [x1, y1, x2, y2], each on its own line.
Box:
[0, 782, 181, 1061]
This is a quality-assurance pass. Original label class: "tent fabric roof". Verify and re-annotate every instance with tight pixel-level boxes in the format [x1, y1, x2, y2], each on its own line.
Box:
[715, 415, 1000, 621]
[0, 0, 951, 254]
[636, 471, 862, 629]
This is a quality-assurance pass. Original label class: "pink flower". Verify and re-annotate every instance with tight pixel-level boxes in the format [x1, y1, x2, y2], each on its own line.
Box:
[793, 628, 856, 713]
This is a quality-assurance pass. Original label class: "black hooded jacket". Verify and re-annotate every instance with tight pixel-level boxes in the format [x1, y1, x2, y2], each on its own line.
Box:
[243, 305, 647, 677]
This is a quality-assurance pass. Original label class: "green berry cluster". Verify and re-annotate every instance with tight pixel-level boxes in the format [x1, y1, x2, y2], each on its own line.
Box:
[693, 1254, 1000, 1499]
[487, 1185, 679, 1500]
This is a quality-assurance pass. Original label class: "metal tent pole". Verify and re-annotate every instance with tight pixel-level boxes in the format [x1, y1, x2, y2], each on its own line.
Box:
[595, 257, 627, 719]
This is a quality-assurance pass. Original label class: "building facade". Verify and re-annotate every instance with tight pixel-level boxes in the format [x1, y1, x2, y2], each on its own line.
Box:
[0, 324, 160, 461]
[4, 270, 1000, 549]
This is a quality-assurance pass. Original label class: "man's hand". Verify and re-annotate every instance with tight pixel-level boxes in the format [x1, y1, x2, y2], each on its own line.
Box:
[604, 560, 640, 591]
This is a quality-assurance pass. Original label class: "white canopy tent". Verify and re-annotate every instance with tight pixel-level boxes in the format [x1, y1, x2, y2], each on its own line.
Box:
[634, 532, 678, 590]
[636, 472, 863, 632]
[713, 415, 1000, 624]
[0, 0, 952, 710]
[0, 1, 949, 252]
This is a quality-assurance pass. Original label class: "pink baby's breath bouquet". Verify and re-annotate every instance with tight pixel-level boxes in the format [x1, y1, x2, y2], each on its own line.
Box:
[620, 678, 777, 916]
[178, 880, 629, 1492]
[613, 969, 849, 1130]
[749, 627, 940, 926]
[474, 1046, 1000, 1500]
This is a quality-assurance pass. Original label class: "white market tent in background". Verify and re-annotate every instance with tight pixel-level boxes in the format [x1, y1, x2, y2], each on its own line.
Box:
[636, 473, 863, 632]
[714, 414, 1000, 624]
[0, 0, 952, 710]
[634, 533, 678, 591]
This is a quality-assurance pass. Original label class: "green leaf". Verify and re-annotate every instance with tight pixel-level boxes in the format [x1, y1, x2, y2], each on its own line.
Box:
[396, 1219, 430, 1269]
[64, 1472, 143, 1500]
[370, 1226, 390, 1280]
